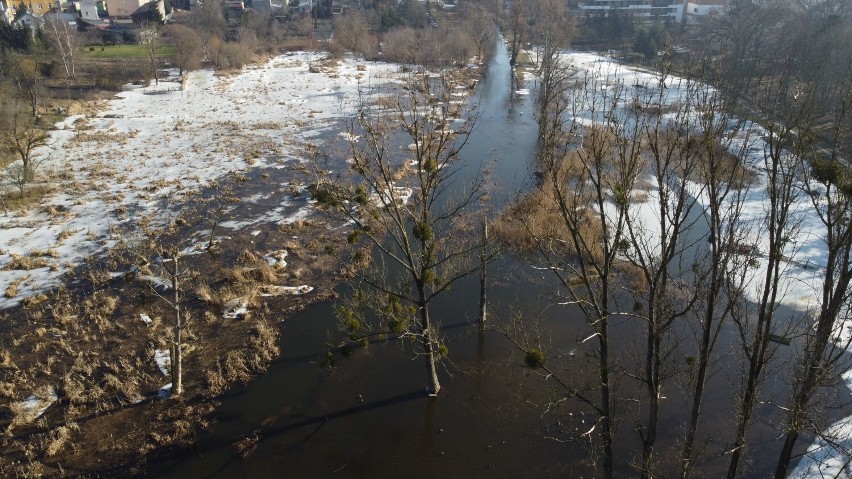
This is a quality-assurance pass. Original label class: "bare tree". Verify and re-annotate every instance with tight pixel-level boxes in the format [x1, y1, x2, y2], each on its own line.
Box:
[139, 23, 164, 85]
[505, 0, 527, 68]
[333, 9, 376, 58]
[773, 68, 852, 479]
[157, 248, 187, 397]
[459, 3, 497, 61]
[9, 56, 41, 119]
[725, 65, 810, 479]
[168, 24, 203, 75]
[43, 15, 78, 79]
[678, 63, 754, 479]
[530, 0, 573, 148]
[129, 232, 193, 398]
[381, 27, 419, 65]
[522, 72, 645, 478]
[314, 77, 484, 396]
[621, 72, 707, 479]
[0, 109, 48, 198]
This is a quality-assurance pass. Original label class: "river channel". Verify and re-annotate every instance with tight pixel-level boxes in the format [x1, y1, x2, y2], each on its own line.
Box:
[145, 38, 848, 478]
[145, 38, 596, 478]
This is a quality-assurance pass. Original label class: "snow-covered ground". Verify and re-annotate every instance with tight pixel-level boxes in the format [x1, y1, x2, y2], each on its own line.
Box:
[561, 51, 851, 479]
[0, 52, 406, 309]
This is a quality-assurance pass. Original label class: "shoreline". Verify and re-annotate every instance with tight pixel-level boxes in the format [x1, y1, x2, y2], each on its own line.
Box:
[0, 50, 486, 477]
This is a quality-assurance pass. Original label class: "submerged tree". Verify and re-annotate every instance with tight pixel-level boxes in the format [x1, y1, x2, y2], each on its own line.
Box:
[678, 62, 754, 479]
[773, 68, 852, 479]
[314, 76, 487, 396]
[505, 0, 527, 68]
[516, 67, 646, 477]
[127, 227, 193, 398]
[725, 65, 811, 479]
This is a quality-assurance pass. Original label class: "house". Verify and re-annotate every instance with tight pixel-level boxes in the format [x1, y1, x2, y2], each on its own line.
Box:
[43, 10, 79, 27]
[294, 0, 310, 14]
[129, 0, 165, 24]
[13, 11, 43, 27]
[76, 0, 100, 20]
[251, 0, 284, 13]
[226, 0, 244, 11]
[104, 0, 146, 17]
[93, 20, 137, 41]
[22, 0, 60, 16]
[682, 0, 726, 21]
[578, 0, 684, 22]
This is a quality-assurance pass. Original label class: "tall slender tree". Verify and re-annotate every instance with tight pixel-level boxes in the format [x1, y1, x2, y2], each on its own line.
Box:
[315, 75, 486, 396]
[773, 68, 852, 479]
[726, 64, 810, 479]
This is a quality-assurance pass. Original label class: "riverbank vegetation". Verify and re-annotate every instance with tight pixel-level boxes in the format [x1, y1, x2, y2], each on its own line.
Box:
[0, 0, 496, 475]
[496, 1, 852, 477]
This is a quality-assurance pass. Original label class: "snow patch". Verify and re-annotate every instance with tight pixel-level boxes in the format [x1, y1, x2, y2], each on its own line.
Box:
[0, 52, 405, 309]
[259, 284, 313, 296]
[16, 389, 57, 421]
[223, 297, 250, 319]
[264, 250, 288, 270]
[154, 349, 170, 376]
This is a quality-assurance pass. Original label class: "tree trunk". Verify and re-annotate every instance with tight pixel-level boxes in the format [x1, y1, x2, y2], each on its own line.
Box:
[641, 329, 661, 479]
[418, 283, 440, 396]
[171, 254, 183, 397]
[728, 128, 795, 478]
[682, 217, 724, 479]
[774, 427, 800, 478]
[479, 218, 488, 325]
[680, 306, 714, 478]
[599, 321, 614, 479]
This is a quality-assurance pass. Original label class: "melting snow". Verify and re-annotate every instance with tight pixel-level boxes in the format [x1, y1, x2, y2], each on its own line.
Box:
[264, 250, 288, 270]
[16, 389, 57, 420]
[158, 383, 172, 399]
[0, 52, 405, 309]
[223, 298, 250, 319]
[259, 284, 313, 296]
[154, 348, 170, 376]
[565, 51, 852, 479]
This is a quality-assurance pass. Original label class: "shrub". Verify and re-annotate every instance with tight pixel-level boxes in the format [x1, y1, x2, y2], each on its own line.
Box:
[525, 348, 545, 368]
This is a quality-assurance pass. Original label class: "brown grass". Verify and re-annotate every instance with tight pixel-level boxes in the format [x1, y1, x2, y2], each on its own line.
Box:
[3, 254, 50, 271]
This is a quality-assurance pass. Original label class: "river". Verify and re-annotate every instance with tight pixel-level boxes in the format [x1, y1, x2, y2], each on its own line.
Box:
[145, 39, 850, 478]
[146, 38, 600, 478]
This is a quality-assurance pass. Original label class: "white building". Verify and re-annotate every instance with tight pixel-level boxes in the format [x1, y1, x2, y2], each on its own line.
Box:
[75, 0, 100, 20]
[579, 0, 684, 21]
[683, 0, 726, 21]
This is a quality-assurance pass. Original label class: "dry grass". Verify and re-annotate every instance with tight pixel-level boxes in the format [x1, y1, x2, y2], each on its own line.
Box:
[5, 279, 21, 298]
[81, 290, 120, 332]
[0, 197, 345, 477]
[43, 425, 75, 457]
[497, 127, 621, 258]
[3, 254, 50, 271]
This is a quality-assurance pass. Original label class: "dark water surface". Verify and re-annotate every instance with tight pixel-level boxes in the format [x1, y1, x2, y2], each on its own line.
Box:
[147, 39, 595, 478]
[146, 40, 852, 478]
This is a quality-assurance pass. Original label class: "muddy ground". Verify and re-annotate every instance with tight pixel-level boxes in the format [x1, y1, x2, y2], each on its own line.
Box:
[0, 56, 483, 477]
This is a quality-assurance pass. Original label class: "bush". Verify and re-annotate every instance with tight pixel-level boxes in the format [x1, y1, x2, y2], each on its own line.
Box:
[525, 348, 545, 368]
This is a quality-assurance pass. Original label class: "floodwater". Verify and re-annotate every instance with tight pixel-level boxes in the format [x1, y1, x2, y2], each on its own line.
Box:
[146, 39, 851, 478]
[147, 38, 596, 478]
